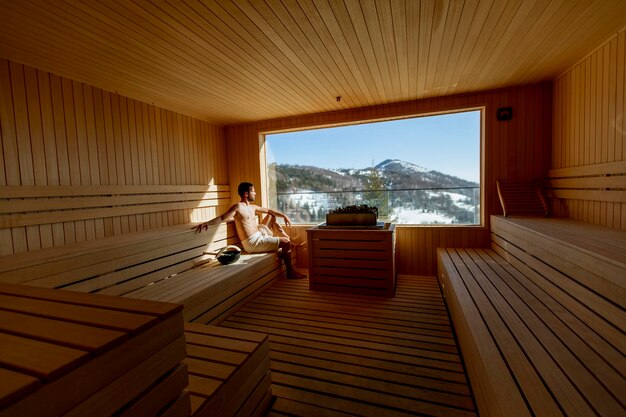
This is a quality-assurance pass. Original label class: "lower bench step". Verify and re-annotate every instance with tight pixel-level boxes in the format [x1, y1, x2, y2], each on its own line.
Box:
[184, 323, 272, 417]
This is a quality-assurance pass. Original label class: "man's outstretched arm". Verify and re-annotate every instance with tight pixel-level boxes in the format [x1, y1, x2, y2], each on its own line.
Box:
[255, 206, 293, 227]
[193, 204, 238, 233]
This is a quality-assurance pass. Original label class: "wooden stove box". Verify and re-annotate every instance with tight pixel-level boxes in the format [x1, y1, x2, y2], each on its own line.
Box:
[306, 223, 396, 297]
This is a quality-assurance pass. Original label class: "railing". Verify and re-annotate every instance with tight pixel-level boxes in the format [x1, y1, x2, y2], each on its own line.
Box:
[269, 186, 480, 225]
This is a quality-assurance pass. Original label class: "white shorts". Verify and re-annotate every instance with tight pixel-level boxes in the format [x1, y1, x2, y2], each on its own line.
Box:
[241, 225, 280, 253]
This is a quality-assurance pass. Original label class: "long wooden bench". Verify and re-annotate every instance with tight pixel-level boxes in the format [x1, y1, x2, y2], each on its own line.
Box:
[0, 221, 284, 324]
[0, 224, 284, 417]
[0, 282, 189, 417]
[0, 284, 273, 417]
[438, 215, 626, 417]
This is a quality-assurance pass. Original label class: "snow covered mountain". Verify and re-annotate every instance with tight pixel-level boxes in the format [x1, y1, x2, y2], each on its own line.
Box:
[270, 159, 477, 194]
[268, 160, 479, 224]
[376, 159, 429, 173]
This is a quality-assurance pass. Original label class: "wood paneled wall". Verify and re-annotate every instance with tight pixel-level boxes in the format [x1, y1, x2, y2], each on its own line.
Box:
[0, 59, 228, 255]
[226, 83, 552, 276]
[551, 29, 626, 230]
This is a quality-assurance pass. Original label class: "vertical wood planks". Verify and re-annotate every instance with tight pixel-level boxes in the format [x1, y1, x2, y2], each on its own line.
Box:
[0, 58, 227, 254]
[552, 29, 626, 229]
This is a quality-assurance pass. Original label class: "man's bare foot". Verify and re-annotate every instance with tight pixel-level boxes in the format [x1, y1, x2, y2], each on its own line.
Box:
[287, 271, 307, 279]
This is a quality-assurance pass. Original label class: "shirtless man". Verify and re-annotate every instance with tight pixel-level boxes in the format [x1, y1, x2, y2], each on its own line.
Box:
[194, 182, 306, 279]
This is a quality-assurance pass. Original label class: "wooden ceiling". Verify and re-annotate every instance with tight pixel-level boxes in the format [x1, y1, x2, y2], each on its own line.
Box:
[1, 0, 625, 125]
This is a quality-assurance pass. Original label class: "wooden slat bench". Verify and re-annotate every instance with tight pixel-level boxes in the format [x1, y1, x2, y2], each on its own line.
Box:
[0, 221, 284, 324]
[437, 215, 626, 417]
[0, 282, 189, 417]
[184, 323, 272, 417]
[547, 161, 626, 208]
[0, 184, 232, 230]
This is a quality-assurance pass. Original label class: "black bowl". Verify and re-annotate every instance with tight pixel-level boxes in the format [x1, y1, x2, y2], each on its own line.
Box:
[217, 249, 241, 265]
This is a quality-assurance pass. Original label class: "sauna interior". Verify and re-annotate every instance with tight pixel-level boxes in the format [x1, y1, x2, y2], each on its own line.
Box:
[0, 1, 625, 417]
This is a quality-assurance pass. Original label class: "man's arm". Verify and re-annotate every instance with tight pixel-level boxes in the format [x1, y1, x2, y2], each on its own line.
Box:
[255, 206, 293, 227]
[193, 204, 238, 233]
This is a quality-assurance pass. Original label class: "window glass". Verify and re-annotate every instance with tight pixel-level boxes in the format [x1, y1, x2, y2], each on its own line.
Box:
[265, 110, 481, 225]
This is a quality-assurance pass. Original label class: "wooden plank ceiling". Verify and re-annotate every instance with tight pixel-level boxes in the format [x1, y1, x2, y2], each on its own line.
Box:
[1, 0, 625, 125]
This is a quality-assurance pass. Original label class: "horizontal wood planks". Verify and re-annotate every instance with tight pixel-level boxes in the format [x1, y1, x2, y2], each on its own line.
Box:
[307, 223, 396, 296]
[490, 215, 626, 347]
[127, 251, 284, 324]
[220, 275, 477, 417]
[0, 282, 188, 417]
[0, 222, 236, 292]
[0, 58, 228, 255]
[184, 323, 271, 417]
[552, 28, 626, 229]
[439, 244, 626, 417]
[0, 185, 231, 228]
[0, 219, 285, 325]
[547, 160, 626, 223]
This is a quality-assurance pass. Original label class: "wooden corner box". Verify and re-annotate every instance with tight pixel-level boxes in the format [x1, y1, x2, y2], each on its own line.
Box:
[306, 223, 396, 297]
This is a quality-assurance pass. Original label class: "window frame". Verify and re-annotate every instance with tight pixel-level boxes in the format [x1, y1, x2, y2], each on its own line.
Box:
[259, 106, 485, 227]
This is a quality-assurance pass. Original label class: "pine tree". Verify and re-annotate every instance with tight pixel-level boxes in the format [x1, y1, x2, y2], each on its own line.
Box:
[364, 162, 392, 221]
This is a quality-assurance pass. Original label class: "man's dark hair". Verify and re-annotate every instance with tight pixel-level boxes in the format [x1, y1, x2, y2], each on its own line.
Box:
[238, 182, 254, 198]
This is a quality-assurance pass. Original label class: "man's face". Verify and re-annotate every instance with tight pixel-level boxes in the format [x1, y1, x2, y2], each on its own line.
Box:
[246, 186, 256, 202]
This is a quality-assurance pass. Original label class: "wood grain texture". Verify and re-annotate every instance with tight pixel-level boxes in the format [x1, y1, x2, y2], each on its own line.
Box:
[228, 83, 551, 276]
[221, 275, 476, 417]
[0, 59, 227, 254]
[552, 29, 626, 229]
[307, 224, 396, 297]
[436, 215, 626, 417]
[0, 0, 624, 123]
[0, 283, 187, 417]
[439, 245, 626, 417]
[185, 323, 271, 417]
[0, 219, 283, 325]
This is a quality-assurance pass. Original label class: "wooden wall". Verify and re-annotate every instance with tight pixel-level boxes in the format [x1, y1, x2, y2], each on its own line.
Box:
[226, 83, 552, 276]
[0, 58, 228, 255]
[551, 29, 626, 230]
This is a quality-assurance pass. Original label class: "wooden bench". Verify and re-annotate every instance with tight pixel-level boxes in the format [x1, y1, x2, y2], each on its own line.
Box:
[0, 285, 274, 417]
[546, 161, 626, 214]
[0, 221, 284, 324]
[0, 282, 189, 417]
[184, 323, 271, 417]
[437, 215, 625, 417]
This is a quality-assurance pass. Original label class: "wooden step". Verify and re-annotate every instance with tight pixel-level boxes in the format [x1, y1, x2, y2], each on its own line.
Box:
[0, 283, 188, 417]
[184, 323, 271, 417]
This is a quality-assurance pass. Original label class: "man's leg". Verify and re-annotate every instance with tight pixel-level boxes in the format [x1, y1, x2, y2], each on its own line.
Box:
[263, 213, 290, 239]
[278, 237, 306, 279]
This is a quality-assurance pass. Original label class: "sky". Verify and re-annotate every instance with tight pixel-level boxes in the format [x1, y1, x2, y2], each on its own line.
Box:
[265, 110, 481, 183]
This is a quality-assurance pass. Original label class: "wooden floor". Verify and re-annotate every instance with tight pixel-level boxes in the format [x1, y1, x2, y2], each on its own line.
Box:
[219, 275, 477, 417]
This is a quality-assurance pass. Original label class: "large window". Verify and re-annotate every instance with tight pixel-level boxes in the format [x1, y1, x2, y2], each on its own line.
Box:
[264, 109, 482, 225]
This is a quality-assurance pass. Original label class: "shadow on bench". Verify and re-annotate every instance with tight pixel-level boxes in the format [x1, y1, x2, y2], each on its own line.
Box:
[0, 222, 284, 323]
[438, 215, 625, 417]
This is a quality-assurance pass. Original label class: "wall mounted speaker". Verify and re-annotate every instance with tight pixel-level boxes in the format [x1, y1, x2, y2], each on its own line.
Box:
[497, 107, 513, 121]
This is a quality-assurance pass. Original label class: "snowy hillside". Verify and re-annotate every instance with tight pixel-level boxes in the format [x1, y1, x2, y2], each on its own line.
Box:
[268, 160, 479, 224]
